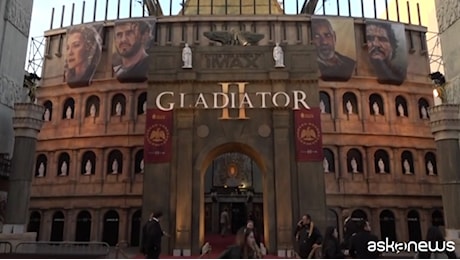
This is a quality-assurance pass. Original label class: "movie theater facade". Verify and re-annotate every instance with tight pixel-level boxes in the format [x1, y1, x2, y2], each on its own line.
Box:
[31, 0, 442, 254]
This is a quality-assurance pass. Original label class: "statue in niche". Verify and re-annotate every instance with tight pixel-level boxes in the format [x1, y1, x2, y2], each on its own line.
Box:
[111, 159, 119, 174]
[397, 103, 405, 117]
[65, 106, 72, 119]
[346, 100, 353, 115]
[273, 43, 285, 68]
[319, 99, 326, 114]
[142, 101, 147, 114]
[44, 108, 50, 121]
[372, 102, 380, 115]
[421, 106, 428, 119]
[377, 158, 385, 173]
[140, 159, 144, 173]
[89, 104, 96, 117]
[203, 29, 264, 46]
[182, 43, 192, 69]
[60, 161, 68, 176]
[427, 160, 435, 175]
[350, 157, 358, 173]
[37, 162, 45, 177]
[115, 102, 122, 116]
[84, 160, 92, 175]
[403, 159, 412, 174]
[323, 157, 330, 173]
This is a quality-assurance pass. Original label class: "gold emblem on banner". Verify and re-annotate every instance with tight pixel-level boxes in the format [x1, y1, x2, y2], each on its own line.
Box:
[147, 124, 169, 146]
[297, 122, 320, 145]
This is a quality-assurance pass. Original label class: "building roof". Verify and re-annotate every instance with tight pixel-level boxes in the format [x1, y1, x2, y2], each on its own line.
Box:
[180, 0, 284, 15]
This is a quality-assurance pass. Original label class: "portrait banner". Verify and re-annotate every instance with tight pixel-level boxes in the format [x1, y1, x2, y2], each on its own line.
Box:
[112, 17, 157, 83]
[294, 107, 323, 162]
[365, 20, 407, 85]
[64, 23, 103, 88]
[311, 16, 356, 82]
[144, 109, 173, 163]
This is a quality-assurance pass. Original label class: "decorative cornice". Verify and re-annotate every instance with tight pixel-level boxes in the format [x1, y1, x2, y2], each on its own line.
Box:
[12, 103, 45, 137]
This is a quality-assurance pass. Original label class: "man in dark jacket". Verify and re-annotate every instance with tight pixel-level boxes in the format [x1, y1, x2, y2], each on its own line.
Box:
[141, 211, 169, 259]
[349, 220, 380, 259]
[295, 214, 322, 258]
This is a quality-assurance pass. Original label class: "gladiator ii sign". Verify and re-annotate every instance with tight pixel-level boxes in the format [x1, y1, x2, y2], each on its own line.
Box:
[155, 82, 312, 120]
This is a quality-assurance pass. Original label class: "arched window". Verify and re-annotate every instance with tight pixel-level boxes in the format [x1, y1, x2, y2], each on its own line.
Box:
[111, 94, 126, 116]
[374, 149, 390, 174]
[401, 150, 414, 175]
[81, 151, 96, 175]
[130, 210, 142, 247]
[418, 98, 430, 120]
[135, 149, 144, 174]
[407, 210, 422, 242]
[50, 211, 65, 242]
[319, 91, 331, 114]
[62, 98, 75, 119]
[432, 210, 444, 227]
[35, 154, 47, 177]
[323, 148, 335, 173]
[351, 209, 367, 221]
[107, 150, 123, 174]
[57, 152, 70, 176]
[380, 210, 396, 242]
[326, 209, 338, 231]
[369, 93, 384, 115]
[85, 95, 100, 118]
[343, 92, 358, 115]
[395, 95, 408, 117]
[137, 92, 147, 115]
[424, 152, 437, 176]
[75, 211, 92, 242]
[43, 100, 53, 121]
[102, 210, 119, 246]
[347, 148, 363, 173]
[27, 211, 41, 241]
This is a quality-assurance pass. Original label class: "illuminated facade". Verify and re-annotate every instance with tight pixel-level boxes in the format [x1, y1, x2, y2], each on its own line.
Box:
[30, 0, 442, 254]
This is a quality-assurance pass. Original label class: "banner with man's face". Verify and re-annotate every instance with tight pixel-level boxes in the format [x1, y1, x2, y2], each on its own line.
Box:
[112, 18, 157, 83]
[311, 16, 357, 82]
[64, 23, 103, 88]
[365, 20, 407, 85]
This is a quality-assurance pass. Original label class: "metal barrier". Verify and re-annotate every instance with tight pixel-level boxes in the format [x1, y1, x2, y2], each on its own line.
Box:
[9, 241, 110, 258]
[0, 241, 12, 254]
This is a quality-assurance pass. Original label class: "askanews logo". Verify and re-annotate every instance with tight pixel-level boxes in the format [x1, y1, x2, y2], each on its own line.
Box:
[368, 238, 456, 254]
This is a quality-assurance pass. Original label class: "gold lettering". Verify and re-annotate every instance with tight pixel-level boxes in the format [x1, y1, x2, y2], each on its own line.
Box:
[218, 82, 250, 120]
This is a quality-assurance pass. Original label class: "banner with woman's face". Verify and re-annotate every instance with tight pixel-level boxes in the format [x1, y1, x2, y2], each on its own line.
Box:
[112, 18, 157, 83]
[64, 23, 103, 88]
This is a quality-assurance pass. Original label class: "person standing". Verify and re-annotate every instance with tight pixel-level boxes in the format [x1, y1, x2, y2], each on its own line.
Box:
[295, 214, 322, 258]
[322, 226, 344, 259]
[141, 211, 170, 259]
[220, 208, 230, 237]
[348, 220, 379, 259]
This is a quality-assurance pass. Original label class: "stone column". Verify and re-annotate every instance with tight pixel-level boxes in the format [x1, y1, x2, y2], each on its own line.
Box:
[428, 104, 460, 255]
[3, 103, 45, 233]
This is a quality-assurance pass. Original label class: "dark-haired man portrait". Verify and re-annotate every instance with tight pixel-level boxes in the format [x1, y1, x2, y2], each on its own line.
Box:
[113, 20, 153, 83]
[312, 18, 356, 81]
[366, 21, 407, 85]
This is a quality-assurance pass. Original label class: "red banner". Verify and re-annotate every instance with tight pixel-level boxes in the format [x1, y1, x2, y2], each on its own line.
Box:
[144, 109, 173, 163]
[294, 107, 323, 162]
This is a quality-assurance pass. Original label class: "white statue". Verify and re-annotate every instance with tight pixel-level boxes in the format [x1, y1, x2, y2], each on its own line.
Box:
[427, 160, 435, 175]
[182, 43, 192, 69]
[273, 43, 285, 68]
[372, 102, 380, 115]
[60, 161, 68, 176]
[140, 159, 144, 173]
[115, 102, 122, 116]
[84, 160, 92, 175]
[350, 157, 358, 173]
[112, 159, 119, 174]
[398, 103, 405, 117]
[89, 104, 96, 117]
[44, 108, 50, 121]
[421, 106, 428, 119]
[378, 158, 385, 173]
[65, 106, 72, 119]
[403, 159, 412, 174]
[37, 162, 45, 177]
[346, 100, 353, 115]
[323, 157, 330, 173]
[142, 101, 147, 114]
[319, 99, 326, 114]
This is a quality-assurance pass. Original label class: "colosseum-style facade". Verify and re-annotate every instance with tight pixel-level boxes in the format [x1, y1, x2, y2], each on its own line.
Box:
[29, 0, 443, 254]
